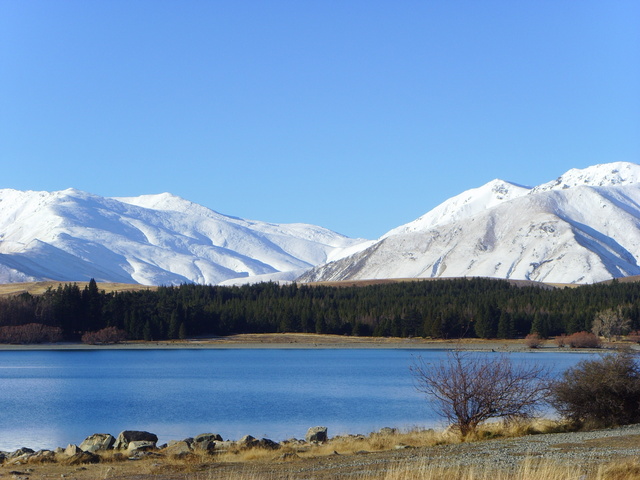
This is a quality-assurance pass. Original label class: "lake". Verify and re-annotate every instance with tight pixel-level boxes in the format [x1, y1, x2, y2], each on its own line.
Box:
[0, 348, 597, 451]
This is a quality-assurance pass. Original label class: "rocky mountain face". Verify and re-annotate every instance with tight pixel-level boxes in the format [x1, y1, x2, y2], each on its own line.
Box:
[0, 189, 366, 285]
[299, 162, 640, 285]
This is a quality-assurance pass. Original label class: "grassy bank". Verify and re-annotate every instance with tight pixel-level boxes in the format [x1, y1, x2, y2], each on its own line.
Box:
[8, 420, 640, 479]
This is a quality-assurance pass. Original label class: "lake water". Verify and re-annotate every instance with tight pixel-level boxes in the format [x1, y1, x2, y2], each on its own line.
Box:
[0, 349, 598, 451]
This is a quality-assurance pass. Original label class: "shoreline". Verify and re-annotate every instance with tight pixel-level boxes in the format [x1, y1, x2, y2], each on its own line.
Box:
[4, 422, 640, 480]
[0, 332, 629, 352]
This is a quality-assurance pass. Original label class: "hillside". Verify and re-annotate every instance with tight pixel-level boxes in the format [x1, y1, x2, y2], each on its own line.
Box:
[300, 162, 640, 285]
[0, 189, 367, 285]
[3, 162, 640, 287]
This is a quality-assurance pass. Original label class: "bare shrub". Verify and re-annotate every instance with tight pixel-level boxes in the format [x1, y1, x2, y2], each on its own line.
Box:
[550, 352, 640, 427]
[410, 350, 550, 437]
[524, 333, 543, 349]
[81, 326, 127, 345]
[0, 323, 63, 344]
[565, 331, 601, 348]
[592, 306, 631, 342]
[554, 334, 567, 348]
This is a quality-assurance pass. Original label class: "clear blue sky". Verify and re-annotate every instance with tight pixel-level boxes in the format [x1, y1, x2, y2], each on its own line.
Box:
[1, 1, 639, 239]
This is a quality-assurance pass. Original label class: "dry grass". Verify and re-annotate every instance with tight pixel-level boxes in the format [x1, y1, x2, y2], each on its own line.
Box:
[377, 457, 640, 480]
[206, 420, 568, 464]
[0, 280, 155, 296]
[158, 457, 640, 480]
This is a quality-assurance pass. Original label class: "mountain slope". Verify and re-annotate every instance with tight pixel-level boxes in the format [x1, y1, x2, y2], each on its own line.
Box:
[0, 189, 367, 285]
[299, 162, 640, 285]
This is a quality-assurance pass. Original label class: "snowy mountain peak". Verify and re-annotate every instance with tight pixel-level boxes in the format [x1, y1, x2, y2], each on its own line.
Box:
[532, 162, 640, 193]
[116, 192, 197, 211]
[301, 161, 640, 285]
[0, 189, 368, 285]
[382, 178, 530, 238]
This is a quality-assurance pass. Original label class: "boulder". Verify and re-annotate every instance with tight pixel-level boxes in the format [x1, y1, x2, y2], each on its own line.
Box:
[28, 449, 55, 464]
[192, 433, 221, 452]
[63, 451, 100, 465]
[305, 426, 328, 443]
[8, 447, 34, 459]
[114, 431, 158, 450]
[64, 444, 82, 456]
[257, 438, 280, 450]
[168, 438, 193, 448]
[162, 440, 193, 457]
[239, 435, 258, 448]
[80, 433, 115, 452]
[127, 441, 156, 453]
[194, 433, 223, 443]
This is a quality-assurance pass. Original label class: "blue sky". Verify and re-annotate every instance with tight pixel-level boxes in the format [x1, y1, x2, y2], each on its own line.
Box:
[1, 1, 639, 239]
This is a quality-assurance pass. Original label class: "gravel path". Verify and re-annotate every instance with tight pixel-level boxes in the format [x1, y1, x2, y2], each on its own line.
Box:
[247, 425, 640, 479]
[424, 424, 640, 470]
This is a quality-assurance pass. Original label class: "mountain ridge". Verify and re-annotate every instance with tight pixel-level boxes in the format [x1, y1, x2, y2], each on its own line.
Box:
[2, 161, 639, 286]
[0, 188, 366, 285]
[300, 162, 640, 285]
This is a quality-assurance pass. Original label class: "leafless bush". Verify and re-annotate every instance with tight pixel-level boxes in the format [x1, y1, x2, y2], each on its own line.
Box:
[410, 350, 550, 437]
[524, 333, 543, 349]
[592, 306, 631, 342]
[81, 326, 127, 344]
[0, 323, 63, 344]
[550, 352, 640, 427]
[554, 334, 567, 348]
[565, 331, 601, 348]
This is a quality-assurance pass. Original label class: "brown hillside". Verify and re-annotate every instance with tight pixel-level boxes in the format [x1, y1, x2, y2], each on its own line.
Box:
[0, 281, 156, 296]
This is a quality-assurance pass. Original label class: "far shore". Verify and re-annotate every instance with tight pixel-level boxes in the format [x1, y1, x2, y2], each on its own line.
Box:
[0, 332, 631, 352]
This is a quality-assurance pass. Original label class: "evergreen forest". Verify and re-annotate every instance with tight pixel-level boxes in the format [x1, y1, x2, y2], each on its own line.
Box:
[2, 278, 640, 342]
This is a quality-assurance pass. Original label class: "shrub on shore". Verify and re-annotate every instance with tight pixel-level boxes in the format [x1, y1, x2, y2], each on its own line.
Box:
[81, 326, 127, 344]
[524, 333, 543, 348]
[0, 323, 63, 344]
[564, 331, 601, 348]
[550, 352, 640, 427]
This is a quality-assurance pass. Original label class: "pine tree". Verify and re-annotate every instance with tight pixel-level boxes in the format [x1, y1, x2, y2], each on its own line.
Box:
[497, 311, 514, 339]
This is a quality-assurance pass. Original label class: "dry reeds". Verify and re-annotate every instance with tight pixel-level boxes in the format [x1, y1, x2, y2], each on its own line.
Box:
[178, 457, 640, 480]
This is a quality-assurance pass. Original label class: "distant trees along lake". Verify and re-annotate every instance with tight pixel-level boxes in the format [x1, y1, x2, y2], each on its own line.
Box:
[1, 277, 640, 343]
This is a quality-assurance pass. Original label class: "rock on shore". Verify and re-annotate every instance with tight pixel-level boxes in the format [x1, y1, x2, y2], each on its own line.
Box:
[0, 426, 329, 466]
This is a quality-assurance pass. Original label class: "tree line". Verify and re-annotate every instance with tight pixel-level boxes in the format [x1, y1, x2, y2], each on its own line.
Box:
[2, 277, 640, 342]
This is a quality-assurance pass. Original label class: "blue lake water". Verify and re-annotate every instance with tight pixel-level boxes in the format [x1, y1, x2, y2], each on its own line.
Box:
[0, 349, 598, 451]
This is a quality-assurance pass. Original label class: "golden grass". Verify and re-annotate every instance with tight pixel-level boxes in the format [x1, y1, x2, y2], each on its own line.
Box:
[0, 280, 155, 296]
[162, 457, 640, 480]
[377, 457, 612, 480]
[209, 419, 569, 464]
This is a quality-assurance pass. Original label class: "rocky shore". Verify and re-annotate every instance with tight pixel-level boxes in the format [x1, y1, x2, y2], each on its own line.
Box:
[4, 424, 640, 479]
[0, 425, 331, 467]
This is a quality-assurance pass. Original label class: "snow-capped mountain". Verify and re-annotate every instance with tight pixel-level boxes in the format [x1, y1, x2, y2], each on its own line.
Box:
[0, 188, 367, 285]
[299, 162, 640, 285]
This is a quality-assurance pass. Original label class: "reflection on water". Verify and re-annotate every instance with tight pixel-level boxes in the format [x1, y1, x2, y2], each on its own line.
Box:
[0, 349, 596, 451]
